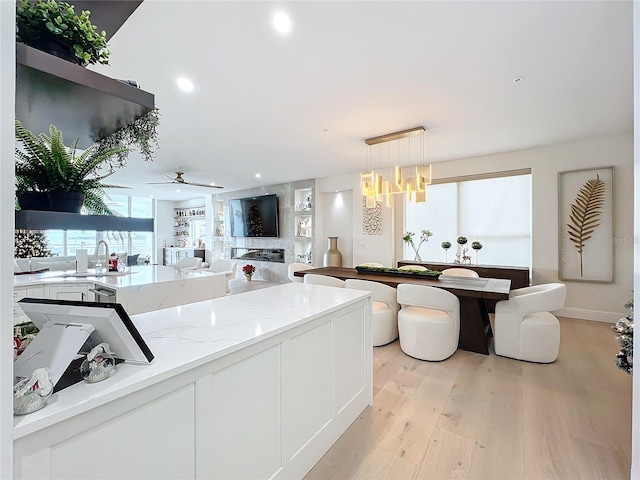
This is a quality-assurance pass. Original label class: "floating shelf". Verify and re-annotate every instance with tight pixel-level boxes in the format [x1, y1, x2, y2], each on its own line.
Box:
[15, 210, 154, 232]
[16, 43, 155, 148]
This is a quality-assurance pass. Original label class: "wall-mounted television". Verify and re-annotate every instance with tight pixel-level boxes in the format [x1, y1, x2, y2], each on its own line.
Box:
[229, 194, 279, 237]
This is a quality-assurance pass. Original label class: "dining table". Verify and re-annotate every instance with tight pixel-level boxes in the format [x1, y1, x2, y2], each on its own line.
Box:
[294, 266, 512, 355]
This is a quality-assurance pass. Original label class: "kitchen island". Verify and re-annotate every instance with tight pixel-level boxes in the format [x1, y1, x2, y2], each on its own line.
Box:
[13, 283, 372, 479]
[14, 265, 227, 316]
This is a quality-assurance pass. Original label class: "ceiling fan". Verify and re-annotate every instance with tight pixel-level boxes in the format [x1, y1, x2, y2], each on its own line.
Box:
[146, 171, 224, 189]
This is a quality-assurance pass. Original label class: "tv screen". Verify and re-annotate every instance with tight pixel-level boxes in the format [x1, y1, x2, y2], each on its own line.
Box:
[229, 194, 279, 237]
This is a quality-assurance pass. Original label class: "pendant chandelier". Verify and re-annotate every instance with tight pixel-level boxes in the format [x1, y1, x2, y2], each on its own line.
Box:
[361, 126, 431, 208]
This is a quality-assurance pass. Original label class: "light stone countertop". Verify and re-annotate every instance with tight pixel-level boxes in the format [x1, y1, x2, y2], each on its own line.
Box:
[13, 283, 371, 439]
[14, 265, 216, 292]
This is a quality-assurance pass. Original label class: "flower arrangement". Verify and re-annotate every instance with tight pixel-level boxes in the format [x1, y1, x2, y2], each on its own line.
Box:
[402, 229, 433, 262]
[242, 264, 256, 275]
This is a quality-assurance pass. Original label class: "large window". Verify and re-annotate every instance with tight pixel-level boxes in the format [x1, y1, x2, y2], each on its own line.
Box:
[44, 195, 155, 263]
[404, 173, 531, 267]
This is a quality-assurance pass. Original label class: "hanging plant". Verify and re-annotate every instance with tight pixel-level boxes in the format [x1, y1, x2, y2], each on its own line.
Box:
[98, 108, 161, 168]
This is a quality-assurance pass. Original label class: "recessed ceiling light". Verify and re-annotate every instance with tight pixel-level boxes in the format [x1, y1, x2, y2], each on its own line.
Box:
[255, 173, 261, 178]
[177, 77, 194, 92]
[176, 189, 181, 193]
[150, 194, 154, 198]
[273, 11, 292, 35]
[210, 182, 216, 186]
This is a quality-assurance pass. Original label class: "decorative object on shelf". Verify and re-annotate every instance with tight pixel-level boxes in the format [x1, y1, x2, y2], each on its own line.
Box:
[355, 265, 441, 279]
[441, 240, 452, 262]
[323, 236, 343, 267]
[14, 120, 127, 214]
[15, 229, 50, 259]
[98, 108, 160, 166]
[559, 166, 614, 283]
[242, 264, 256, 281]
[402, 229, 433, 262]
[362, 126, 431, 208]
[305, 196, 312, 210]
[80, 343, 116, 383]
[362, 196, 382, 235]
[215, 222, 225, 236]
[13, 367, 54, 415]
[454, 236, 468, 264]
[611, 297, 633, 374]
[471, 241, 483, 264]
[16, 0, 110, 65]
[297, 218, 311, 237]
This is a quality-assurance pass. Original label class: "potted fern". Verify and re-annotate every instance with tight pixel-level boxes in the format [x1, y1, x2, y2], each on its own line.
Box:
[15, 119, 128, 214]
[16, 0, 110, 65]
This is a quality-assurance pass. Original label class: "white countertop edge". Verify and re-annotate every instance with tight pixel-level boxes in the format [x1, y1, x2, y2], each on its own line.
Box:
[13, 284, 371, 439]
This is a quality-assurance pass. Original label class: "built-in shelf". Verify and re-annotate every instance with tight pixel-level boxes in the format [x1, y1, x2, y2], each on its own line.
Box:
[15, 210, 154, 232]
[16, 43, 155, 148]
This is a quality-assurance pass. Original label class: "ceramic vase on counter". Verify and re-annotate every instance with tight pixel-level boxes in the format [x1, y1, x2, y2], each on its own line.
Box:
[323, 236, 342, 267]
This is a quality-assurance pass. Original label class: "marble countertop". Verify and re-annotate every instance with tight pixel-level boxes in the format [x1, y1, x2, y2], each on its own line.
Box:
[13, 283, 370, 438]
[13, 265, 216, 291]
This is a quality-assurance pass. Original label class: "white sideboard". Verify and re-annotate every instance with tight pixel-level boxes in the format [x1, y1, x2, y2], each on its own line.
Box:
[13, 283, 372, 479]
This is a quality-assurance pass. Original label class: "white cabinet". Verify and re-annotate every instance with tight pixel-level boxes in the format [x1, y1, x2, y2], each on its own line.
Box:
[13, 285, 45, 323]
[46, 284, 93, 302]
[294, 188, 314, 265]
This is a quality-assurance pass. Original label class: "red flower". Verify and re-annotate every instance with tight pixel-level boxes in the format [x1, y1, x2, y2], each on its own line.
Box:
[242, 264, 255, 274]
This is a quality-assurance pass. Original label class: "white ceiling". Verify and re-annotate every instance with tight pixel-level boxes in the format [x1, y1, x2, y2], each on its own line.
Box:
[91, 0, 633, 201]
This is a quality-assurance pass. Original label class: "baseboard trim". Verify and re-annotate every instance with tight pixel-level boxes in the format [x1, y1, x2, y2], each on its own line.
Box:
[556, 307, 624, 323]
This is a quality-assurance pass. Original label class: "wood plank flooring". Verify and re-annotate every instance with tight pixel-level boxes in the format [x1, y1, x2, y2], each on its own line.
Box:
[305, 317, 632, 480]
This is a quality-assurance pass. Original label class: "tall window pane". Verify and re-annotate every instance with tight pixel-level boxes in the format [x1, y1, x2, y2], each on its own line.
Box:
[404, 174, 531, 267]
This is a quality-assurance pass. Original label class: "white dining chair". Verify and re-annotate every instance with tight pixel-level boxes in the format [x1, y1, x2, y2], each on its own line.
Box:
[398, 265, 428, 271]
[204, 259, 238, 292]
[175, 256, 202, 270]
[494, 283, 567, 363]
[345, 279, 399, 346]
[303, 274, 345, 288]
[288, 262, 314, 282]
[441, 268, 480, 278]
[397, 283, 460, 361]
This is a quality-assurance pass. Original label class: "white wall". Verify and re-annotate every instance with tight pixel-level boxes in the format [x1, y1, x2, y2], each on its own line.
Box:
[318, 191, 353, 267]
[1, 2, 15, 476]
[317, 133, 633, 321]
[155, 200, 175, 263]
[631, 2, 639, 478]
[316, 174, 395, 268]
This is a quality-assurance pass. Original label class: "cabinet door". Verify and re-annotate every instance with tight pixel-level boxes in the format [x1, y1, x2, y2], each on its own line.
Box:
[47, 284, 92, 302]
[14, 286, 45, 322]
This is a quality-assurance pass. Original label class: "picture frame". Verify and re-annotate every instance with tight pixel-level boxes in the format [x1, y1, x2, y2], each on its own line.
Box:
[558, 166, 614, 283]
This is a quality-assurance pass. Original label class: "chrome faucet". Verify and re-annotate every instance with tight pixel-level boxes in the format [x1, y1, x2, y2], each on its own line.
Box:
[95, 241, 110, 272]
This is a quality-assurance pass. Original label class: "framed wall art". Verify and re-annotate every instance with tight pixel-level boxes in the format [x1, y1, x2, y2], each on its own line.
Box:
[558, 166, 614, 283]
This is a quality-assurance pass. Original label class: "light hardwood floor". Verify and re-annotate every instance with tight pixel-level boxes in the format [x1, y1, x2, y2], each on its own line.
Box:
[305, 317, 632, 480]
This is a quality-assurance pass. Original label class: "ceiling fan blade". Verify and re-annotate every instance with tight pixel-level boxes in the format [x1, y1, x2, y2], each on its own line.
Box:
[145, 181, 178, 185]
[184, 181, 225, 189]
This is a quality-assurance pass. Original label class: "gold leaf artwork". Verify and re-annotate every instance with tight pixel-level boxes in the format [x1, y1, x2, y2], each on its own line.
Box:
[567, 174, 606, 277]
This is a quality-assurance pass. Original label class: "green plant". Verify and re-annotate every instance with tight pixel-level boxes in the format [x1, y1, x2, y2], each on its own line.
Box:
[16, 0, 110, 65]
[15, 119, 128, 215]
[98, 108, 161, 167]
[402, 229, 433, 262]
